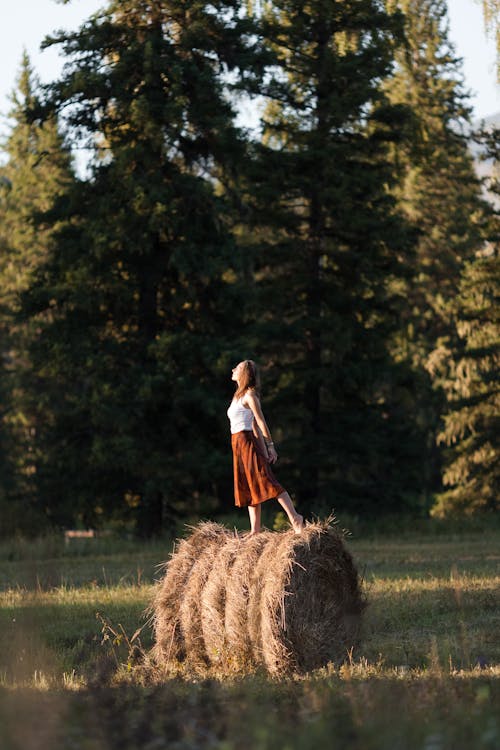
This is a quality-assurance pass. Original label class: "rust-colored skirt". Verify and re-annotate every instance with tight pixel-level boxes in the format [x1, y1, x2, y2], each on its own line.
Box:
[231, 430, 285, 508]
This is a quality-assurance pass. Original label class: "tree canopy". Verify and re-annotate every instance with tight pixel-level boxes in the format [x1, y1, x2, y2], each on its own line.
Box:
[0, 0, 496, 535]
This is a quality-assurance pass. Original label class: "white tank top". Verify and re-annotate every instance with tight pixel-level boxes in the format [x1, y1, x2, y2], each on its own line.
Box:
[227, 397, 254, 434]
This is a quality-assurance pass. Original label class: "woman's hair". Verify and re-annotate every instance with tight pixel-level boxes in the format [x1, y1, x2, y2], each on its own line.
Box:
[234, 359, 260, 399]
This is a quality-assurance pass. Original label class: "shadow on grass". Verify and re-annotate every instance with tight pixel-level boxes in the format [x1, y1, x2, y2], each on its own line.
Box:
[0, 672, 498, 750]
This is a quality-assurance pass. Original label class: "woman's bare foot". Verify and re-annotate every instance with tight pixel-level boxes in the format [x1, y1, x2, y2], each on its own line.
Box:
[248, 505, 261, 537]
[291, 514, 304, 534]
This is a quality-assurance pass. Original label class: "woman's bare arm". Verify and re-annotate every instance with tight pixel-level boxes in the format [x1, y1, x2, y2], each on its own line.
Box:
[252, 420, 268, 456]
[244, 390, 278, 463]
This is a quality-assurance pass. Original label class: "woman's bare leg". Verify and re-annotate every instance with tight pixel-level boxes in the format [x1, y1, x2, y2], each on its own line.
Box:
[248, 504, 262, 534]
[277, 491, 304, 534]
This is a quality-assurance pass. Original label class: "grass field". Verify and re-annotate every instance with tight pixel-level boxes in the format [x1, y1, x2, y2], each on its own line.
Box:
[0, 521, 498, 749]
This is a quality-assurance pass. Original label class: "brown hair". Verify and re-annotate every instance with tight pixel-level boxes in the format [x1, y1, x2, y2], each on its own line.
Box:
[234, 360, 260, 400]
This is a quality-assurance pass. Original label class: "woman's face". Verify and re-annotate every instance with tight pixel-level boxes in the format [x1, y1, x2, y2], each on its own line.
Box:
[231, 361, 245, 381]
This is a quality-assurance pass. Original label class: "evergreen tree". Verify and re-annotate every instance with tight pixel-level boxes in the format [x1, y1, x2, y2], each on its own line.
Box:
[383, 0, 490, 506]
[0, 53, 73, 535]
[386, 0, 485, 341]
[429, 127, 500, 517]
[430, 252, 499, 516]
[238, 0, 419, 514]
[22, 1, 265, 534]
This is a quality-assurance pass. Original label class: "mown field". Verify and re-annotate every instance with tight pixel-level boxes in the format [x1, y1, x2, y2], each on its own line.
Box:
[0, 521, 498, 750]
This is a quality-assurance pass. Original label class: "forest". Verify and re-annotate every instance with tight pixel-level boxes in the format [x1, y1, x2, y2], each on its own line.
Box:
[0, 0, 498, 538]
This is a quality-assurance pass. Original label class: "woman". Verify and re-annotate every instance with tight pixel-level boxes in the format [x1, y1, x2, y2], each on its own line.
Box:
[227, 360, 304, 535]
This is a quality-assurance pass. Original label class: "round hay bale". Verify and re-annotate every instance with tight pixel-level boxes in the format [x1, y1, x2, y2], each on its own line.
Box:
[151, 522, 228, 665]
[248, 530, 296, 673]
[179, 527, 232, 669]
[151, 519, 364, 676]
[260, 522, 365, 674]
[200, 534, 242, 667]
[224, 532, 272, 670]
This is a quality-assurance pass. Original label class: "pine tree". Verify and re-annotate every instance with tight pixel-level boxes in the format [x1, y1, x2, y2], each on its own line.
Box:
[22, 1, 265, 534]
[386, 0, 486, 339]
[383, 0, 490, 506]
[430, 252, 499, 516]
[237, 0, 420, 514]
[429, 126, 500, 517]
[0, 53, 74, 535]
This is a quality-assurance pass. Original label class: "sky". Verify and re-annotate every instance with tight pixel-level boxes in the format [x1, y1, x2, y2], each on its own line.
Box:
[0, 0, 499, 142]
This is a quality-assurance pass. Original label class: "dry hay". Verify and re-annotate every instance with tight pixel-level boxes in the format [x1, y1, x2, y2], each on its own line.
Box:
[200, 534, 242, 666]
[150, 522, 228, 665]
[247, 530, 294, 672]
[151, 519, 365, 676]
[224, 532, 272, 669]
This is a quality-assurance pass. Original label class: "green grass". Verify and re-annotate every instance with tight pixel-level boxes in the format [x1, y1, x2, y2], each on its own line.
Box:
[0, 525, 498, 749]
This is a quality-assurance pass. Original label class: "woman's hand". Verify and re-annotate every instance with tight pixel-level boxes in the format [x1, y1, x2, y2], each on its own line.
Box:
[267, 444, 278, 464]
